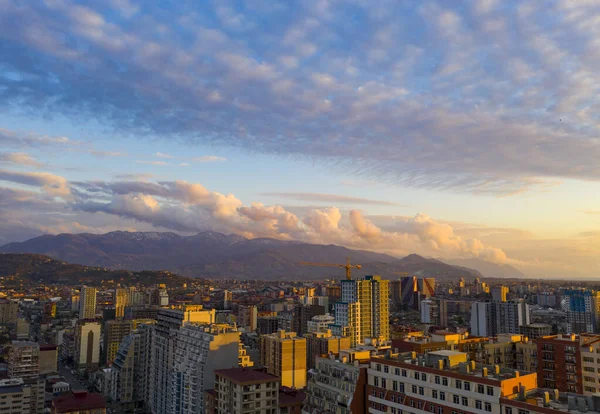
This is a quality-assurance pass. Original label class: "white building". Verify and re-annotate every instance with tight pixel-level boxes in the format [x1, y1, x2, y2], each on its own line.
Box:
[470, 301, 530, 337]
[78, 286, 97, 320]
[420, 300, 439, 324]
[171, 324, 241, 413]
[74, 321, 101, 370]
[491, 286, 509, 302]
[307, 314, 335, 334]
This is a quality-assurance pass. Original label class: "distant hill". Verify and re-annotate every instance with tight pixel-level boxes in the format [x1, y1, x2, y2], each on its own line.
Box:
[0, 231, 487, 280]
[445, 258, 524, 279]
[0, 253, 191, 287]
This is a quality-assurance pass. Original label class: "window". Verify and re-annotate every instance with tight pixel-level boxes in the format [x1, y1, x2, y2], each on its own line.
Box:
[393, 381, 398, 392]
[584, 367, 595, 373]
[418, 402, 423, 410]
[431, 405, 436, 413]
[372, 389, 377, 396]
[384, 365, 389, 373]
[456, 380, 462, 389]
[476, 401, 482, 410]
[400, 383, 405, 393]
[422, 374, 427, 381]
[374, 377, 379, 387]
[442, 377, 448, 386]
[380, 391, 385, 398]
[432, 390, 438, 399]
[452, 411, 457, 414]
[411, 401, 415, 408]
[464, 382, 471, 391]
[402, 370, 407, 377]
[435, 375, 441, 384]
[377, 364, 381, 372]
[453, 395, 460, 404]
[392, 395, 396, 402]
[487, 386, 494, 396]
[395, 368, 401, 375]
[485, 402, 492, 412]
[478, 384, 484, 394]
[382, 379, 387, 389]
[419, 387, 424, 396]
[415, 372, 420, 380]
[505, 408, 512, 414]
[462, 397, 468, 407]
[412, 385, 418, 394]
[438, 408, 444, 414]
[440, 392, 446, 401]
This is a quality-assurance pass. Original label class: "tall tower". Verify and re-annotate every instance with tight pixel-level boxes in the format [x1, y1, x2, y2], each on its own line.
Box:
[492, 286, 509, 302]
[114, 288, 129, 319]
[78, 286, 97, 320]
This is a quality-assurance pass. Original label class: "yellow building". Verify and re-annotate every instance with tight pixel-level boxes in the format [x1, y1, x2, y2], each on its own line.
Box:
[306, 330, 352, 369]
[483, 334, 525, 368]
[114, 288, 129, 319]
[260, 330, 307, 389]
[516, 339, 537, 372]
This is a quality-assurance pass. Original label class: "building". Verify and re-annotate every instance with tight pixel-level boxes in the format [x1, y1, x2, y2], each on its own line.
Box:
[470, 301, 530, 337]
[74, 321, 101, 370]
[223, 290, 232, 309]
[238, 305, 258, 332]
[107, 324, 154, 411]
[501, 388, 600, 414]
[520, 323, 552, 340]
[563, 289, 600, 334]
[40, 344, 58, 374]
[400, 276, 418, 309]
[279, 387, 305, 414]
[260, 330, 307, 389]
[258, 315, 280, 335]
[0, 378, 44, 414]
[0, 299, 18, 325]
[492, 286, 509, 302]
[297, 304, 326, 335]
[305, 330, 351, 369]
[420, 299, 439, 324]
[580, 335, 600, 395]
[436, 298, 449, 327]
[303, 349, 369, 413]
[537, 334, 584, 393]
[150, 285, 169, 306]
[114, 288, 129, 319]
[51, 391, 106, 414]
[78, 287, 97, 320]
[9, 341, 40, 379]
[307, 314, 335, 334]
[339, 275, 390, 345]
[367, 350, 538, 414]
[104, 319, 134, 365]
[481, 334, 524, 368]
[516, 339, 538, 373]
[172, 324, 242, 413]
[333, 301, 361, 346]
[213, 368, 279, 414]
[418, 277, 435, 298]
[148, 305, 216, 414]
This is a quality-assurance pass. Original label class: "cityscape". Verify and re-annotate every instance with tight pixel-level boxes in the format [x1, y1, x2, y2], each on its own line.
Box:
[1, 1, 600, 414]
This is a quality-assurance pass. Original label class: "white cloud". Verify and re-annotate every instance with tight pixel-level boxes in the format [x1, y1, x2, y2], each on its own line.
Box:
[155, 152, 175, 159]
[0, 152, 43, 167]
[0, 169, 71, 197]
[135, 160, 169, 166]
[192, 156, 227, 163]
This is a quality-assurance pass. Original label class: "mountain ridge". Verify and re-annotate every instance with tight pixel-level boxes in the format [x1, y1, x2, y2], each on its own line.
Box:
[0, 231, 513, 280]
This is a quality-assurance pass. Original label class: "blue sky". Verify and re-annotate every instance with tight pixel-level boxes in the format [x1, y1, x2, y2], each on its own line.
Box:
[1, 0, 600, 277]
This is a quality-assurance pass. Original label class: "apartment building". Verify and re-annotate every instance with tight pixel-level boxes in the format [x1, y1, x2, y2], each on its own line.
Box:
[579, 334, 600, 395]
[305, 330, 351, 369]
[367, 350, 537, 414]
[516, 340, 538, 373]
[213, 368, 279, 414]
[563, 289, 600, 334]
[260, 330, 307, 389]
[0, 378, 42, 414]
[482, 334, 525, 368]
[303, 349, 369, 414]
[470, 301, 530, 337]
[79, 286, 97, 320]
[0, 299, 18, 325]
[239, 305, 258, 332]
[74, 321, 101, 370]
[537, 334, 584, 393]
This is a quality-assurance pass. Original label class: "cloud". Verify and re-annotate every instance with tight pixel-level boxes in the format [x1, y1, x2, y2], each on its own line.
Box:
[583, 210, 600, 215]
[0, 169, 71, 197]
[114, 173, 153, 181]
[260, 192, 400, 206]
[135, 160, 168, 166]
[155, 152, 174, 159]
[192, 156, 227, 163]
[2, 2, 600, 194]
[179, 163, 190, 166]
[0, 152, 43, 167]
[0, 128, 73, 148]
[89, 150, 126, 157]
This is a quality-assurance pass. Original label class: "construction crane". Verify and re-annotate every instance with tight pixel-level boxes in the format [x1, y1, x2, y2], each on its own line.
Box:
[298, 257, 361, 280]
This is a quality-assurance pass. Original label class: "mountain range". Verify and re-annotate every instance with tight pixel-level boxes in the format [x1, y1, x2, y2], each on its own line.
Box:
[0, 231, 523, 280]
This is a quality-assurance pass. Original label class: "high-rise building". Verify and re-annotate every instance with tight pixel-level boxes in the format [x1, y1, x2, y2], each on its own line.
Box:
[223, 290, 232, 309]
[74, 321, 101, 370]
[78, 287, 97, 320]
[333, 301, 361, 346]
[563, 289, 600, 334]
[339, 275, 390, 345]
[470, 301, 530, 337]
[492, 286, 509, 302]
[260, 330, 307, 389]
[172, 324, 241, 413]
[8, 341, 45, 414]
[258, 315, 279, 335]
[537, 334, 584, 393]
[436, 298, 449, 327]
[150, 285, 169, 306]
[390, 280, 402, 310]
[578, 334, 600, 395]
[400, 276, 418, 309]
[519, 323, 552, 340]
[148, 305, 216, 413]
[418, 277, 436, 298]
[114, 288, 129, 319]
[0, 299, 18, 325]
[212, 368, 279, 414]
[303, 350, 369, 414]
[104, 320, 134, 365]
[420, 299, 439, 324]
[307, 314, 335, 334]
[238, 305, 258, 332]
[306, 330, 351, 369]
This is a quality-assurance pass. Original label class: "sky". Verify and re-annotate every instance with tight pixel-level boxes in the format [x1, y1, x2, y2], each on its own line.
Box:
[1, 0, 600, 278]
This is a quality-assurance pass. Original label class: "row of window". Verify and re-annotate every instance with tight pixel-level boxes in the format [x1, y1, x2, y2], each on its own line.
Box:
[373, 365, 495, 396]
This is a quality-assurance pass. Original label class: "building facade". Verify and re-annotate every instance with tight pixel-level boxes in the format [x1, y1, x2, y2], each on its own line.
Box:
[74, 321, 101, 370]
[260, 330, 307, 389]
[213, 368, 279, 414]
[79, 287, 97, 320]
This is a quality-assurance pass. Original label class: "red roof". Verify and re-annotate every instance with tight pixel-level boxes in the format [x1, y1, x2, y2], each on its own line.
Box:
[40, 344, 58, 351]
[52, 391, 106, 413]
[215, 368, 278, 385]
[279, 386, 306, 407]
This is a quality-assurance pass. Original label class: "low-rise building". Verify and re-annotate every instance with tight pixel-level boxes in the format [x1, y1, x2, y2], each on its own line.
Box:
[51, 391, 106, 414]
[213, 368, 279, 414]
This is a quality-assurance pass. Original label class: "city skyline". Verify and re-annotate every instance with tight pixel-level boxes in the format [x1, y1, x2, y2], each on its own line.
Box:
[1, 1, 600, 278]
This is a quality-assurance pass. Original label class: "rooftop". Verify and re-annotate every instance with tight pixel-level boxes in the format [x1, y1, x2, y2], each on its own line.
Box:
[279, 386, 306, 407]
[504, 389, 600, 414]
[215, 368, 279, 385]
[52, 391, 106, 413]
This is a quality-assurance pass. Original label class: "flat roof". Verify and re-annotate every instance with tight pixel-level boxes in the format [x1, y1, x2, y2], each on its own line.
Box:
[215, 368, 279, 385]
